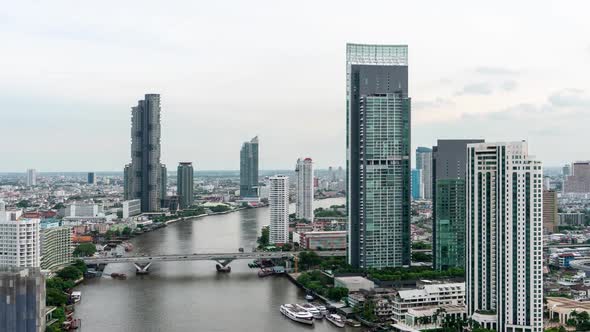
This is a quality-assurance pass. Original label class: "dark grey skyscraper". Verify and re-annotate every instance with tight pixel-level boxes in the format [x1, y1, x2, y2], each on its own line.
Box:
[123, 94, 165, 212]
[0, 267, 46, 332]
[87, 172, 95, 185]
[431, 139, 484, 270]
[177, 162, 194, 209]
[347, 43, 411, 269]
[240, 136, 259, 199]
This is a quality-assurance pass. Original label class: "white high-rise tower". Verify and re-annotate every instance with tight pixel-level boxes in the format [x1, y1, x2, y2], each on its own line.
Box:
[466, 141, 543, 332]
[269, 175, 289, 245]
[26, 169, 37, 187]
[295, 158, 314, 221]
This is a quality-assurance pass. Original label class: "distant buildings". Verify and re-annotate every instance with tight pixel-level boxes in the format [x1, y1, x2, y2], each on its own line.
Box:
[543, 190, 558, 234]
[0, 267, 46, 332]
[240, 136, 259, 199]
[40, 221, 72, 272]
[411, 169, 423, 200]
[64, 203, 102, 218]
[564, 161, 590, 193]
[177, 162, 194, 209]
[122, 199, 141, 218]
[466, 141, 543, 331]
[87, 172, 95, 185]
[346, 43, 411, 269]
[391, 282, 465, 324]
[558, 213, 586, 227]
[26, 169, 37, 187]
[0, 207, 41, 268]
[269, 175, 289, 245]
[123, 94, 166, 212]
[431, 139, 483, 271]
[295, 158, 314, 221]
[416, 147, 433, 200]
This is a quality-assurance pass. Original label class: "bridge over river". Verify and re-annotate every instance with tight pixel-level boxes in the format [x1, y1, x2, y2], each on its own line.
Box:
[82, 250, 346, 273]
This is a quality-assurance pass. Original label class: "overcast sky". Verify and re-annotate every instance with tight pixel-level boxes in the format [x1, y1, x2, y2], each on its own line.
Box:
[1, 0, 589, 172]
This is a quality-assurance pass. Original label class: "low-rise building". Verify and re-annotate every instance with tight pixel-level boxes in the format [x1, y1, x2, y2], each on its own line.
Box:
[558, 213, 586, 227]
[547, 297, 590, 324]
[391, 282, 465, 324]
[334, 276, 375, 292]
[122, 199, 141, 218]
[296, 231, 346, 250]
[393, 305, 466, 332]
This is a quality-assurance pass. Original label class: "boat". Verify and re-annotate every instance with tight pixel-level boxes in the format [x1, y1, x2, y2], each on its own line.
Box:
[345, 319, 361, 327]
[216, 264, 231, 273]
[305, 294, 314, 301]
[70, 291, 82, 303]
[326, 314, 345, 328]
[314, 304, 328, 316]
[110, 272, 127, 280]
[279, 304, 314, 325]
[258, 268, 273, 277]
[296, 303, 323, 319]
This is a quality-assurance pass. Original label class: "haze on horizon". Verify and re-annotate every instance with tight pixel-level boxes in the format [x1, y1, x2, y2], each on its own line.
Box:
[1, 0, 589, 172]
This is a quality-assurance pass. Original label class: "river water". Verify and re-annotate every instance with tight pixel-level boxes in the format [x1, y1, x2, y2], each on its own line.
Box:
[74, 197, 362, 332]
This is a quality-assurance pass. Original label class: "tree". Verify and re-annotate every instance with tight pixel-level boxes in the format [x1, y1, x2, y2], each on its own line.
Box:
[282, 243, 292, 251]
[122, 227, 132, 237]
[16, 200, 31, 208]
[73, 243, 96, 257]
[46, 277, 74, 292]
[57, 266, 82, 281]
[72, 259, 88, 274]
[412, 252, 433, 262]
[52, 202, 65, 210]
[298, 251, 322, 270]
[46, 288, 68, 306]
[257, 226, 269, 248]
[326, 287, 349, 301]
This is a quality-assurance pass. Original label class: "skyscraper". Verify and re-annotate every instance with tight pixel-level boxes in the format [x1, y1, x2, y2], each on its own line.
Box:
[0, 207, 41, 268]
[431, 139, 483, 270]
[26, 169, 36, 187]
[0, 267, 46, 332]
[240, 136, 259, 199]
[177, 162, 194, 209]
[416, 147, 432, 200]
[161, 164, 167, 200]
[87, 172, 95, 185]
[347, 43, 411, 268]
[269, 175, 289, 245]
[564, 161, 590, 193]
[466, 141, 543, 332]
[411, 169, 423, 200]
[295, 158, 314, 221]
[123, 94, 165, 212]
[543, 190, 558, 234]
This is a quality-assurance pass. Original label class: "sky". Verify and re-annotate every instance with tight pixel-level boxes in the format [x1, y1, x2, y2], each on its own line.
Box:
[1, 0, 589, 171]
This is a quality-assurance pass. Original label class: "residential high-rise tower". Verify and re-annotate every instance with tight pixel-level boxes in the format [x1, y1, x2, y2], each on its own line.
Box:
[177, 162, 194, 209]
[26, 169, 36, 187]
[269, 175, 289, 245]
[466, 141, 543, 332]
[295, 158, 314, 221]
[347, 43, 411, 268]
[123, 94, 166, 212]
[431, 139, 483, 270]
[240, 136, 259, 199]
[416, 147, 432, 200]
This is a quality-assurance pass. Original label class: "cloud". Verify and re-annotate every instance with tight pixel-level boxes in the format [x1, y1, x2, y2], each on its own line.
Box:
[455, 82, 493, 95]
[413, 97, 454, 110]
[548, 88, 590, 108]
[501, 80, 518, 92]
[475, 66, 519, 76]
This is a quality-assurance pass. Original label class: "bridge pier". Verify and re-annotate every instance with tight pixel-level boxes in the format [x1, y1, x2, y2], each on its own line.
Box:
[214, 259, 234, 273]
[133, 262, 152, 274]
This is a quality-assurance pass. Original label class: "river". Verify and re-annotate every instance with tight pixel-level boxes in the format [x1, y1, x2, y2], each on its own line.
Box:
[74, 197, 362, 332]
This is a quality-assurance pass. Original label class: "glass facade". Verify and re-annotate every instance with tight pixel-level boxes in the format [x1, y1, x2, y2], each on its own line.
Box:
[434, 179, 465, 270]
[411, 169, 422, 200]
[240, 136, 259, 198]
[347, 43, 411, 269]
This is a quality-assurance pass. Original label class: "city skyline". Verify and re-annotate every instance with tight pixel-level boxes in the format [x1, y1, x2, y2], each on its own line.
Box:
[2, 1, 590, 171]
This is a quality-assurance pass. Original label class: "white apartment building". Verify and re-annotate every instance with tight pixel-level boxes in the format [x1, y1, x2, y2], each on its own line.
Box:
[392, 282, 465, 323]
[26, 168, 37, 187]
[269, 175, 289, 245]
[466, 141, 543, 332]
[295, 158, 314, 221]
[65, 203, 103, 217]
[40, 222, 72, 271]
[122, 199, 141, 218]
[0, 206, 41, 268]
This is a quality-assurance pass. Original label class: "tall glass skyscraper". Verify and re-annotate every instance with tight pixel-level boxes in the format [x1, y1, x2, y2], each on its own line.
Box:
[295, 158, 314, 221]
[240, 136, 259, 199]
[346, 43, 411, 269]
[123, 94, 166, 212]
[177, 162, 194, 209]
[466, 141, 543, 332]
[431, 139, 483, 271]
[416, 147, 432, 200]
[411, 169, 423, 200]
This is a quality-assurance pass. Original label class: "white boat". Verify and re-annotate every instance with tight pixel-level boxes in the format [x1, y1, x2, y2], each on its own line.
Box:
[314, 304, 328, 316]
[71, 291, 82, 304]
[296, 303, 323, 319]
[326, 314, 345, 328]
[280, 304, 314, 325]
[305, 294, 314, 301]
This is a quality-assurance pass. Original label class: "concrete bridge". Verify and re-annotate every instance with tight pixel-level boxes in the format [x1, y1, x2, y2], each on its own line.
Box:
[82, 250, 346, 274]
